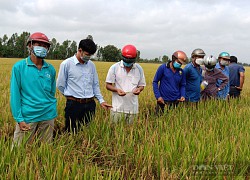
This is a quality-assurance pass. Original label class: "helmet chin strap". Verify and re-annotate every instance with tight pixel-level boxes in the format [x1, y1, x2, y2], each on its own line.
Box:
[28, 40, 35, 56]
[29, 45, 37, 57]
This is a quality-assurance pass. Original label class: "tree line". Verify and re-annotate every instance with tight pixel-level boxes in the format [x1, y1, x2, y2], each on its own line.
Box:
[0, 32, 170, 63]
[0, 32, 77, 60]
[0, 32, 248, 65]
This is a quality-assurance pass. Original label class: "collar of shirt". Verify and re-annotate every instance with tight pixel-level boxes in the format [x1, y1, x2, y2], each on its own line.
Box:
[25, 56, 49, 68]
[73, 54, 88, 65]
[215, 62, 222, 69]
[191, 61, 201, 71]
[215, 62, 229, 71]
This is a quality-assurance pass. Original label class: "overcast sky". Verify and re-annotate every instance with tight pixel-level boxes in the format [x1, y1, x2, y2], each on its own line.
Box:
[1, 0, 250, 63]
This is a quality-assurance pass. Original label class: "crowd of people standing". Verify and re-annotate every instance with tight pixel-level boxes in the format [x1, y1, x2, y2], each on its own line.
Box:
[9, 32, 245, 145]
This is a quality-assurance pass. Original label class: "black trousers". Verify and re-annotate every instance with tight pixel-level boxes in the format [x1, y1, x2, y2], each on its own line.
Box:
[229, 86, 241, 98]
[155, 101, 179, 115]
[64, 99, 96, 133]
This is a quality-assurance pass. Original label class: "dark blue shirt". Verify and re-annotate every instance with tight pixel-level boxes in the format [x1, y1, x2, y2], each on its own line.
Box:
[228, 62, 245, 87]
[153, 63, 186, 101]
[183, 62, 202, 102]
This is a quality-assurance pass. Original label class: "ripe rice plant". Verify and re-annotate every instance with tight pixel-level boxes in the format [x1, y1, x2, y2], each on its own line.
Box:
[0, 58, 249, 179]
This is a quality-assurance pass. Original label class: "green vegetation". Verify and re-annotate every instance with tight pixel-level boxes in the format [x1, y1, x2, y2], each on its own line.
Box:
[0, 58, 249, 179]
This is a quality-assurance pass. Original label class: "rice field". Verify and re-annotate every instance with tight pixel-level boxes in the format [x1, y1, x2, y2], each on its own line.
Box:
[0, 58, 249, 179]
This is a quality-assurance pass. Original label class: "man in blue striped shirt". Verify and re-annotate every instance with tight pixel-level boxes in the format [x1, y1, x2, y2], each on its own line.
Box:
[10, 32, 57, 146]
[56, 39, 111, 133]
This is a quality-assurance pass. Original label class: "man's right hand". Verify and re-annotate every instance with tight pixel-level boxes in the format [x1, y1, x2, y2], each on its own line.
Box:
[235, 86, 243, 91]
[19, 122, 31, 131]
[157, 97, 165, 104]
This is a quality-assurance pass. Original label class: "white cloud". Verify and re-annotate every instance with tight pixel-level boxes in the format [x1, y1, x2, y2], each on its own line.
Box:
[1, 0, 250, 63]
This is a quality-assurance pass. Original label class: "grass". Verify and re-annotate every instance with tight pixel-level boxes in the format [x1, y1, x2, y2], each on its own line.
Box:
[0, 58, 249, 179]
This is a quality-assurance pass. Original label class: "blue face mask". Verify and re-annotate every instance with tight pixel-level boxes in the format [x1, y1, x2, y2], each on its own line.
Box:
[33, 46, 48, 58]
[173, 61, 182, 69]
[123, 61, 134, 67]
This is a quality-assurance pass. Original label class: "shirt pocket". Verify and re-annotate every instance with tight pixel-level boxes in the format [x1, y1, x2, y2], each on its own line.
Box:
[83, 73, 94, 86]
[43, 76, 52, 92]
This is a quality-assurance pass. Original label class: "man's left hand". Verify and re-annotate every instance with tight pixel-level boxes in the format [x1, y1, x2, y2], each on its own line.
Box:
[100, 102, 112, 110]
[177, 96, 185, 102]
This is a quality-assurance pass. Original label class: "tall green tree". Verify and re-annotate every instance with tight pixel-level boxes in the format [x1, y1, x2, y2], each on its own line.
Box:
[162, 55, 169, 63]
[57, 40, 72, 59]
[15, 32, 30, 58]
[101, 45, 120, 62]
[96, 46, 103, 61]
[0, 35, 9, 57]
[47, 38, 57, 59]
[68, 41, 77, 57]
[86, 35, 93, 41]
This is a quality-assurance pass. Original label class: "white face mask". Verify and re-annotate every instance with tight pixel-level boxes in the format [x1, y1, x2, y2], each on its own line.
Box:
[195, 58, 204, 65]
[220, 59, 229, 66]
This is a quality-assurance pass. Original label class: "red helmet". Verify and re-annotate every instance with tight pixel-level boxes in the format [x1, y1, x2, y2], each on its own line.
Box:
[122, 45, 137, 59]
[27, 32, 51, 47]
[172, 50, 188, 64]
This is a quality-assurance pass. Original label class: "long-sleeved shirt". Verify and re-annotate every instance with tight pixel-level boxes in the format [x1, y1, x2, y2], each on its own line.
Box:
[153, 63, 186, 101]
[56, 55, 104, 103]
[10, 56, 57, 123]
[215, 63, 230, 99]
[183, 62, 202, 102]
[201, 68, 229, 100]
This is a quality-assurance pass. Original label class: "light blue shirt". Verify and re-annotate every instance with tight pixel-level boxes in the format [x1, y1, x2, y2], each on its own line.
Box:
[56, 55, 104, 103]
[10, 57, 57, 123]
[215, 62, 230, 99]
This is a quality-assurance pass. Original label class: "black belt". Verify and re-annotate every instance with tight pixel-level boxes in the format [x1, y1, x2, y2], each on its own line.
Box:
[66, 96, 94, 104]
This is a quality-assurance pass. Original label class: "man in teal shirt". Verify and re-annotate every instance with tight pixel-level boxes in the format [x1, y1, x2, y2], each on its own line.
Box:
[10, 32, 57, 146]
